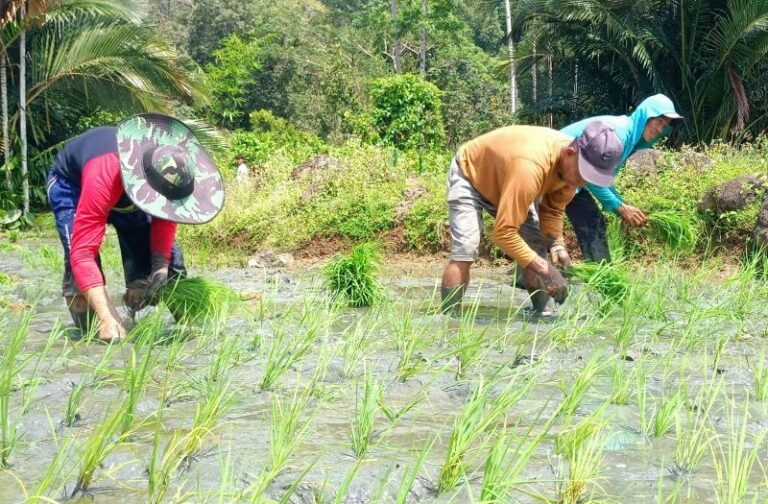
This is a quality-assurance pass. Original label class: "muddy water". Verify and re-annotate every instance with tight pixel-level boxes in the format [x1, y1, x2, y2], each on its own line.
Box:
[1, 238, 767, 503]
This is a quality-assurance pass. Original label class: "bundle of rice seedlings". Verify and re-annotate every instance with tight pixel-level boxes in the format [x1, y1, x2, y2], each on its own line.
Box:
[159, 277, 239, 323]
[567, 261, 630, 305]
[647, 210, 699, 251]
[324, 243, 382, 307]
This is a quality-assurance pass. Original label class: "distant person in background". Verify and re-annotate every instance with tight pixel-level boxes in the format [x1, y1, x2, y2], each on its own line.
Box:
[439, 122, 624, 315]
[47, 114, 224, 342]
[561, 94, 683, 262]
[235, 154, 249, 183]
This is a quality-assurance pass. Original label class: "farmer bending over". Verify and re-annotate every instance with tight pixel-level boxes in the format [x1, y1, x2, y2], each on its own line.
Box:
[561, 94, 683, 262]
[47, 114, 224, 342]
[440, 122, 624, 314]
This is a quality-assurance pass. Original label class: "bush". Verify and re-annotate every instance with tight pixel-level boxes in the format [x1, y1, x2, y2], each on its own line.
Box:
[368, 74, 445, 151]
[403, 178, 448, 252]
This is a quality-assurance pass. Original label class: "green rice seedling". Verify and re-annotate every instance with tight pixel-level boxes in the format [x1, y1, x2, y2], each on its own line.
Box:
[22, 244, 63, 272]
[324, 243, 383, 307]
[206, 331, 243, 385]
[331, 459, 365, 504]
[567, 261, 630, 305]
[390, 304, 426, 380]
[749, 349, 768, 401]
[480, 401, 559, 502]
[350, 369, 380, 458]
[609, 361, 633, 405]
[451, 293, 487, 378]
[614, 308, 639, 356]
[269, 383, 314, 473]
[341, 316, 379, 378]
[711, 334, 730, 375]
[672, 380, 722, 475]
[651, 389, 682, 438]
[557, 352, 604, 420]
[438, 372, 534, 494]
[119, 344, 155, 436]
[378, 374, 438, 424]
[159, 276, 239, 324]
[395, 438, 435, 504]
[260, 323, 319, 391]
[557, 425, 606, 504]
[0, 308, 34, 467]
[28, 436, 77, 503]
[711, 395, 768, 503]
[242, 385, 315, 502]
[64, 379, 88, 427]
[21, 320, 62, 414]
[147, 402, 176, 503]
[179, 380, 233, 466]
[555, 412, 606, 460]
[71, 403, 126, 496]
[647, 210, 699, 252]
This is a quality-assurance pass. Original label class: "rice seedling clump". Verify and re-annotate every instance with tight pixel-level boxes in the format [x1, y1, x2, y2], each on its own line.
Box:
[324, 243, 383, 307]
[568, 262, 630, 304]
[647, 210, 699, 251]
[160, 277, 239, 323]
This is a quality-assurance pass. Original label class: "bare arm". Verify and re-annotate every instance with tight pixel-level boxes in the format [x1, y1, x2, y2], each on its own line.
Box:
[84, 285, 126, 341]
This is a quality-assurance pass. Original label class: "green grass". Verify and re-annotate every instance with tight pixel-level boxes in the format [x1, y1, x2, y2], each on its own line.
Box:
[324, 243, 383, 307]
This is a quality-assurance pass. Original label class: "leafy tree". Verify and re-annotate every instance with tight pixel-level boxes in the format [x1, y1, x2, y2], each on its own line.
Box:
[369, 73, 444, 150]
[206, 35, 263, 129]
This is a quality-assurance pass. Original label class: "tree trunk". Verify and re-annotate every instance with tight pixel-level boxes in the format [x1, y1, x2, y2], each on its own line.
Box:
[547, 47, 553, 128]
[532, 39, 537, 106]
[1, 56, 9, 192]
[503, 0, 517, 114]
[572, 63, 578, 119]
[391, 0, 402, 73]
[20, 1, 28, 216]
[419, 0, 427, 77]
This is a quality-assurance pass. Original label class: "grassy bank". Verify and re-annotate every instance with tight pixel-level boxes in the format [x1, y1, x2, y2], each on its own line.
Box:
[179, 138, 768, 267]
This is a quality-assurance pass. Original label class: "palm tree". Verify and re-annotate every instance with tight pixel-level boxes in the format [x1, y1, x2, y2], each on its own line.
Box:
[518, 0, 768, 142]
[0, 0, 206, 212]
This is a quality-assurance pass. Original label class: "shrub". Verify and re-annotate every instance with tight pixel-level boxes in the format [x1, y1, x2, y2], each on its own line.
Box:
[369, 74, 445, 151]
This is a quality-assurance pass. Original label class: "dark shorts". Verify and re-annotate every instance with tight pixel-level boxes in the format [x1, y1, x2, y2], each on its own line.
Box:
[47, 171, 186, 297]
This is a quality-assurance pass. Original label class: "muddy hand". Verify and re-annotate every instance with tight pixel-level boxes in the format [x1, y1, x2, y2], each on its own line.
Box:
[124, 279, 152, 311]
[549, 244, 571, 271]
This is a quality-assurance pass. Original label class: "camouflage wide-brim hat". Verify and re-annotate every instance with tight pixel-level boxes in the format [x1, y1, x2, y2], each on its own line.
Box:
[116, 113, 224, 225]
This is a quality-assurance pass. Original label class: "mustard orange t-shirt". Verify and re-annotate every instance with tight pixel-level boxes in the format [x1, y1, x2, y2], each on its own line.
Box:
[458, 125, 576, 267]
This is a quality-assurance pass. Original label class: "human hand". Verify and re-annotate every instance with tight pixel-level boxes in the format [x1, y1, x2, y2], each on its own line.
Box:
[549, 244, 571, 271]
[617, 204, 647, 227]
[98, 316, 126, 343]
[147, 266, 169, 300]
[523, 260, 568, 304]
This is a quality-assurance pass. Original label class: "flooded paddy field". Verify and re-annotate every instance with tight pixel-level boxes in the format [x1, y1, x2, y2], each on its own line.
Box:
[2, 238, 768, 503]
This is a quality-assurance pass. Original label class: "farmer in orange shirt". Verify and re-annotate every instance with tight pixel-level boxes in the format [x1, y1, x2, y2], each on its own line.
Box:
[440, 121, 624, 315]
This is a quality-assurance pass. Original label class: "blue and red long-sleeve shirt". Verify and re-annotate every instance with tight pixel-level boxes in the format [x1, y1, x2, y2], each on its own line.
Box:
[52, 127, 177, 292]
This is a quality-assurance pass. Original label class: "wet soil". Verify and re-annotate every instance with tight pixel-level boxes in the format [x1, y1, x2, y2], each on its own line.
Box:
[0, 237, 767, 503]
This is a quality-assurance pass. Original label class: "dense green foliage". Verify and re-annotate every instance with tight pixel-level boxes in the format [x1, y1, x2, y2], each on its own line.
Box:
[368, 74, 444, 150]
[2, 0, 768, 264]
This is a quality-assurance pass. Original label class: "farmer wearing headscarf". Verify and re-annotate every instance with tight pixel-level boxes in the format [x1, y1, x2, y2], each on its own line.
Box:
[561, 93, 683, 262]
[47, 114, 224, 342]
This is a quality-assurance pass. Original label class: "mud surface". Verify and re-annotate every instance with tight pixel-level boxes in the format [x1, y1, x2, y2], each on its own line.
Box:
[1, 237, 767, 503]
